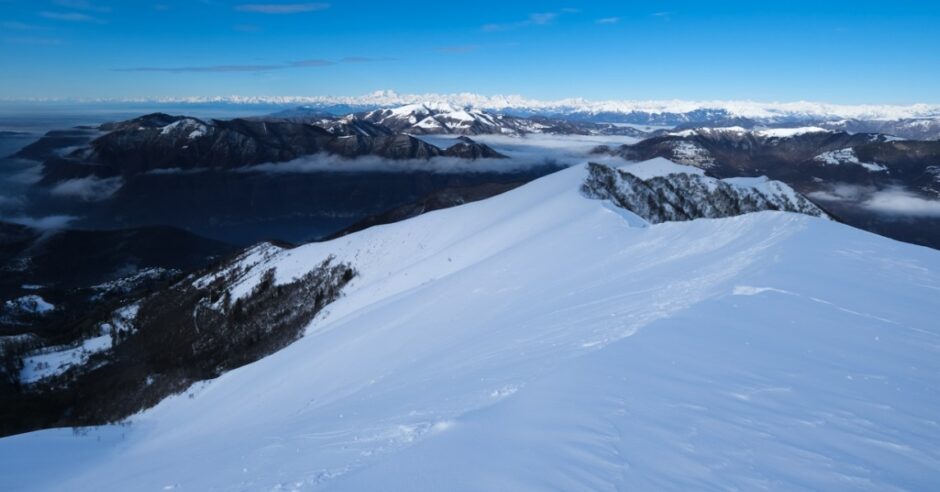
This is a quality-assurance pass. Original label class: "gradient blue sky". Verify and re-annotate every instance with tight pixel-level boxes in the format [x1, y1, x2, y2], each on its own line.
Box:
[1, 0, 938, 103]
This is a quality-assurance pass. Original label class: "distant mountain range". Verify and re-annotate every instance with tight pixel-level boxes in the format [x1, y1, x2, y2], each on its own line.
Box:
[9, 106, 940, 250]
[268, 103, 647, 137]
[22, 91, 940, 137]
[266, 93, 940, 140]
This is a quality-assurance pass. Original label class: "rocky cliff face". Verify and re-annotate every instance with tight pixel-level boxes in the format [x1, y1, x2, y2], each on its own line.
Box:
[581, 162, 826, 223]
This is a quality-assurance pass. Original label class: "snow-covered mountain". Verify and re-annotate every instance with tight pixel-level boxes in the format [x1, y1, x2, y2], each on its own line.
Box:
[2, 161, 938, 491]
[356, 102, 531, 135]
[275, 104, 649, 137]
[28, 113, 508, 186]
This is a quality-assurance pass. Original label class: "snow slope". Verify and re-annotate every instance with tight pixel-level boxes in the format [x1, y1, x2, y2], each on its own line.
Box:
[2, 164, 939, 491]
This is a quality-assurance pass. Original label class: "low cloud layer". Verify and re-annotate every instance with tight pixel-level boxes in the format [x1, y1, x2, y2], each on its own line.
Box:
[240, 153, 560, 175]
[863, 188, 940, 217]
[238, 134, 640, 175]
[50, 176, 124, 201]
[808, 183, 940, 218]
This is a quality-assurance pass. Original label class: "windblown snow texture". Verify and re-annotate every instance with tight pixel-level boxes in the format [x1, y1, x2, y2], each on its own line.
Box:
[1, 164, 938, 491]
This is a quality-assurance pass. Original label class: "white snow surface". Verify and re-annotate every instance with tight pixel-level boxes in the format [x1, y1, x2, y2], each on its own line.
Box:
[668, 126, 830, 139]
[754, 126, 829, 137]
[2, 165, 940, 491]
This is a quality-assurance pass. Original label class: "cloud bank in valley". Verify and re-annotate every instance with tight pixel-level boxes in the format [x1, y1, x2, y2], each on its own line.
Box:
[49, 176, 124, 201]
[238, 134, 640, 175]
[863, 188, 940, 217]
[809, 183, 940, 218]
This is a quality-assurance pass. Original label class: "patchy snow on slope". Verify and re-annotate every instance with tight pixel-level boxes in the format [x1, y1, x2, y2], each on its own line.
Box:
[159, 118, 208, 139]
[669, 140, 716, 168]
[1, 165, 939, 491]
[754, 126, 829, 138]
[814, 148, 888, 172]
[19, 334, 113, 384]
[3, 294, 54, 315]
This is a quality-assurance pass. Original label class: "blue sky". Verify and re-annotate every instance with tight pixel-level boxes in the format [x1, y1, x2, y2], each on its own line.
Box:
[1, 0, 939, 103]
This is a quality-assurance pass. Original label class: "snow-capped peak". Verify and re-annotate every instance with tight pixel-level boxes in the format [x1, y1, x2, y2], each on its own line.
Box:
[359, 102, 521, 135]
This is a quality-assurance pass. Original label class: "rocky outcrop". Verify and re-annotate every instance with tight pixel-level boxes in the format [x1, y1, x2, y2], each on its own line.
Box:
[581, 162, 826, 223]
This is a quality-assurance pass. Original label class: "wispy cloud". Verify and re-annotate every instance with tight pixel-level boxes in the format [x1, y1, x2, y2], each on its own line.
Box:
[289, 58, 334, 67]
[39, 11, 105, 23]
[340, 56, 394, 63]
[234, 3, 330, 14]
[437, 45, 480, 54]
[3, 215, 77, 231]
[233, 24, 262, 32]
[117, 63, 307, 73]
[4, 36, 63, 45]
[483, 10, 572, 32]
[115, 57, 388, 73]
[1, 21, 42, 30]
[52, 0, 111, 12]
[595, 17, 619, 25]
[652, 11, 671, 20]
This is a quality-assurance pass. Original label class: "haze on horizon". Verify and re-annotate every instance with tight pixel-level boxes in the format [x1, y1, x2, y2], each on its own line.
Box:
[1, 0, 939, 105]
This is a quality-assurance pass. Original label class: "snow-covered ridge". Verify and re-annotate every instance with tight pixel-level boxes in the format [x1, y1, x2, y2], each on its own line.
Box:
[2, 164, 939, 491]
[359, 102, 526, 135]
[668, 126, 831, 138]
[11, 90, 940, 121]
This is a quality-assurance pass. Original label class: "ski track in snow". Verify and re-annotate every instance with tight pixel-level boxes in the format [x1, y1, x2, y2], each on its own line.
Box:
[1, 165, 939, 491]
